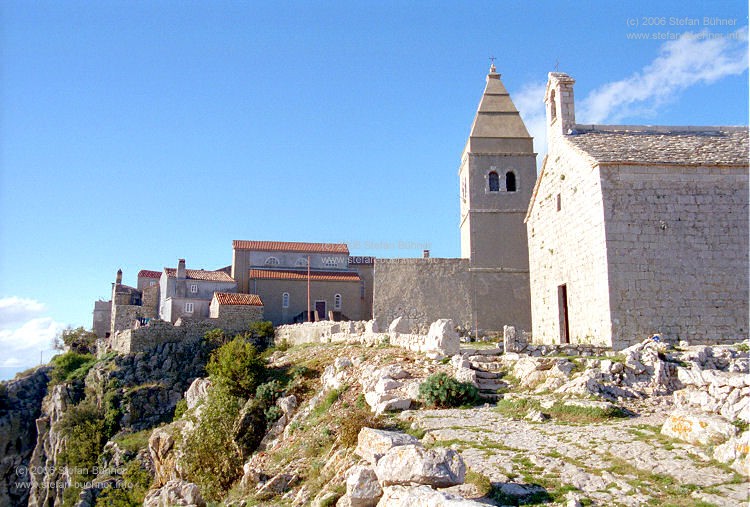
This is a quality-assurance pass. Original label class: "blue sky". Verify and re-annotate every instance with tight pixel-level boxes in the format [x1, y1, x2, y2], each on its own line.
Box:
[1, 1, 747, 377]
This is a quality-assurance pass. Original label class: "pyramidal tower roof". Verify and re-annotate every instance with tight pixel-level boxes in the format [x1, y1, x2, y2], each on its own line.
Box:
[464, 64, 534, 155]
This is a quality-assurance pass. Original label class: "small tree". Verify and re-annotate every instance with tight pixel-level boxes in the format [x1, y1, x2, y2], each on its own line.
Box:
[54, 326, 98, 355]
[206, 336, 267, 399]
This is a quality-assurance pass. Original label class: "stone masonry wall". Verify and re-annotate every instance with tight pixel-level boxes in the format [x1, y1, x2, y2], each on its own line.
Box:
[373, 258, 472, 332]
[601, 164, 749, 347]
[111, 304, 144, 336]
[527, 146, 613, 347]
[213, 305, 264, 332]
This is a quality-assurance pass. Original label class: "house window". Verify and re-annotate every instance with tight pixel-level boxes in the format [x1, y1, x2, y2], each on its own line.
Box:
[506, 171, 516, 192]
[149, 280, 156, 287]
[556, 193, 562, 211]
[295, 258, 308, 267]
[190, 284, 198, 293]
[488, 171, 500, 192]
[265, 256, 280, 266]
[324, 257, 338, 268]
[185, 302, 194, 313]
[282, 292, 290, 308]
[334, 294, 342, 310]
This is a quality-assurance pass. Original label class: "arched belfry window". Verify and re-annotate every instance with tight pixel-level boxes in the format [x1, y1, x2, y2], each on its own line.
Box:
[506, 171, 517, 192]
[488, 171, 500, 192]
[265, 256, 280, 266]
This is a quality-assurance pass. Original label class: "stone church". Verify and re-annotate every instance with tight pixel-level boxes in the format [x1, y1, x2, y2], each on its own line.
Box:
[525, 72, 749, 349]
[373, 64, 534, 334]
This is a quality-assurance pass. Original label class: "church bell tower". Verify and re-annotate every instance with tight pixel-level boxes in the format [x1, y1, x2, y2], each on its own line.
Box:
[458, 64, 535, 331]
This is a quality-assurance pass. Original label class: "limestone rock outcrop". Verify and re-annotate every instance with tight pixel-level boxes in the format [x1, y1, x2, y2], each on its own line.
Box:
[374, 444, 466, 488]
[143, 478, 206, 507]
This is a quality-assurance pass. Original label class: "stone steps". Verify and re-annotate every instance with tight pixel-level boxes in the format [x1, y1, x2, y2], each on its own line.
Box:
[461, 347, 503, 357]
[478, 392, 503, 402]
[475, 370, 503, 380]
[477, 380, 507, 391]
[470, 361, 504, 371]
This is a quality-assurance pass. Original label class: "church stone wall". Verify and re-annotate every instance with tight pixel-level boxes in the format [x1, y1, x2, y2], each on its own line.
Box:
[373, 259, 472, 332]
[601, 163, 749, 347]
[527, 146, 614, 347]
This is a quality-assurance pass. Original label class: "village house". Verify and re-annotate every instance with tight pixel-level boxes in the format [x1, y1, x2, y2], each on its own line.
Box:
[525, 72, 749, 349]
[231, 240, 372, 325]
[158, 259, 238, 323]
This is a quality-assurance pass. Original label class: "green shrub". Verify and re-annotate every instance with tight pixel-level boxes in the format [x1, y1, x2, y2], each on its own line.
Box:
[206, 337, 267, 398]
[173, 398, 188, 420]
[103, 390, 122, 436]
[256, 379, 284, 406]
[203, 328, 228, 348]
[50, 352, 97, 384]
[418, 373, 480, 408]
[56, 401, 107, 487]
[339, 408, 383, 448]
[95, 459, 151, 506]
[247, 320, 275, 341]
[180, 384, 245, 500]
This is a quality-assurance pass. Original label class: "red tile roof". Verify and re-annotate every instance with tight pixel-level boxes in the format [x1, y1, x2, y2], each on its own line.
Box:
[249, 269, 360, 282]
[233, 240, 349, 254]
[164, 268, 235, 282]
[137, 270, 162, 279]
[213, 292, 263, 306]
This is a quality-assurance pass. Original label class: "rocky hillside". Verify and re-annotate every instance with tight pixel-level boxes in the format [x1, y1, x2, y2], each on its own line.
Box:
[1, 325, 748, 507]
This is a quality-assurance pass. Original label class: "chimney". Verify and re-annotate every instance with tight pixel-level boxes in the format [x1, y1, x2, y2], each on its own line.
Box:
[545, 72, 576, 138]
[116, 269, 123, 285]
[423, 250, 430, 259]
[177, 259, 186, 280]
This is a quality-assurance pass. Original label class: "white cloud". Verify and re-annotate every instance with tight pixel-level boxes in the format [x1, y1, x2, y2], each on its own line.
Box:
[578, 28, 748, 124]
[512, 27, 748, 168]
[0, 297, 66, 370]
[0, 296, 47, 326]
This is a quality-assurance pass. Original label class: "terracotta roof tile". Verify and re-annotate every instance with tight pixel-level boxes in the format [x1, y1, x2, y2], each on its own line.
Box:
[137, 270, 162, 279]
[249, 269, 360, 282]
[233, 240, 349, 254]
[565, 127, 749, 166]
[165, 268, 235, 282]
[214, 292, 263, 306]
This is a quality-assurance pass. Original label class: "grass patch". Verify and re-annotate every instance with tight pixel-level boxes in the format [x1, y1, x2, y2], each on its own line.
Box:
[546, 402, 629, 424]
[495, 397, 541, 419]
[112, 428, 152, 453]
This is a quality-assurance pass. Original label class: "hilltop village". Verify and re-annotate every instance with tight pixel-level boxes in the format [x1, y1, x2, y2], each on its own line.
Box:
[2, 66, 748, 507]
[94, 65, 749, 352]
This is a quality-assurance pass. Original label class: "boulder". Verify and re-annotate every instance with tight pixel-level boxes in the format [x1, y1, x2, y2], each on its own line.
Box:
[365, 320, 379, 334]
[425, 319, 460, 356]
[376, 485, 484, 506]
[184, 378, 212, 410]
[375, 378, 402, 394]
[388, 317, 413, 334]
[149, 428, 179, 487]
[346, 465, 383, 507]
[661, 410, 738, 445]
[712, 431, 750, 476]
[355, 428, 420, 465]
[143, 479, 205, 507]
[374, 445, 465, 488]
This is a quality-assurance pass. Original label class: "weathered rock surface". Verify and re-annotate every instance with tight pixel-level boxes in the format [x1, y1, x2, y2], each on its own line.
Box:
[149, 426, 182, 487]
[355, 428, 420, 465]
[344, 465, 382, 507]
[0, 365, 51, 507]
[185, 377, 212, 409]
[375, 444, 466, 488]
[713, 431, 750, 475]
[376, 485, 485, 506]
[143, 478, 206, 506]
[425, 319, 460, 357]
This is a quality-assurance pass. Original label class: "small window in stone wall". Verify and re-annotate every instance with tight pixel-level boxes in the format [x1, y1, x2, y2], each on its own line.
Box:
[282, 292, 290, 308]
[488, 171, 500, 192]
[265, 257, 280, 266]
[190, 284, 198, 293]
[324, 257, 338, 268]
[185, 302, 194, 313]
[556, 193, 562, 211]
[295, 258, 308, 267]
[149, 280, 156, 287]
[506, 171, 516, 192]
[334, 294, 342, 310]
[360, 280, 366, 299]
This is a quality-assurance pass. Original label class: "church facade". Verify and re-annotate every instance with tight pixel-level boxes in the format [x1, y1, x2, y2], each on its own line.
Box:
[525, 72, 749, 349]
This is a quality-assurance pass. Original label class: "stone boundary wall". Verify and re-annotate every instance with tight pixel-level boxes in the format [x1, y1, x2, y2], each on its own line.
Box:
[275, 319, 460, 356]
[102, 314, 266, 355]
[504, 325, 610, 357]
